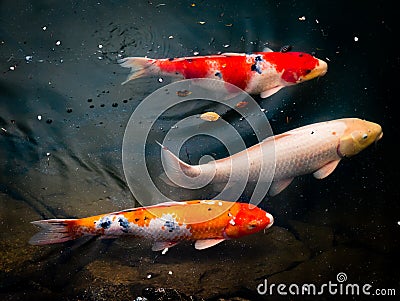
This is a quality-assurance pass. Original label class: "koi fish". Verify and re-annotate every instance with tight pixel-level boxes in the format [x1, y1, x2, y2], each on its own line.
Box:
[29, 200, 273, 251]
[118, 50, 328, 98]
[160, 118, 383, 196]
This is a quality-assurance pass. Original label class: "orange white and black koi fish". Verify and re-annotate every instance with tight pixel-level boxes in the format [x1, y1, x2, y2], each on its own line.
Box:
[29, 200, 273, 251]
[118, 50, 328, 98]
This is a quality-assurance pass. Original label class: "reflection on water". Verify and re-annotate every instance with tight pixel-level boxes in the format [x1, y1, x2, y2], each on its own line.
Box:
[0, 0, 397, 300]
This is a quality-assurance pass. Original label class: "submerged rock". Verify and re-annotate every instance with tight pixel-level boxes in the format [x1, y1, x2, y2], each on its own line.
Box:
[287, 220, 334, 255]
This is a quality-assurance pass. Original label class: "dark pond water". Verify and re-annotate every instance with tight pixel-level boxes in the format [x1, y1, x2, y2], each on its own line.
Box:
[0, 0, 398, 300]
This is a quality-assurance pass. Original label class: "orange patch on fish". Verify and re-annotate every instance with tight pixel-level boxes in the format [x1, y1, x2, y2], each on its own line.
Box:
[200, 112, 220, 121]
[235, 101, 248, 108]
[176, 90, 192, 97]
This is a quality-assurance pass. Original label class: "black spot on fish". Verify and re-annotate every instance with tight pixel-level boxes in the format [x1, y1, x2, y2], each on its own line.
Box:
[118, 217, 130, 233]
[186, 58, 193, 63]
[100, 220, 111, 229]
[251, 64, 262, 74]
[311, 131, 314, 134]
[118, 217, 130, 229]
[255, 55, 263, 62]
[135, 218, 140, 222]
[299, 54, 303, 57]
[168, 58, 174, 61]
[208, 208, 212, 211]
[305, 69, 311, 74]
[97, 216, 112, 229]
[215, 72, 222, 79]
[164, 220, 179, 232]
[280, 45, 293, 53]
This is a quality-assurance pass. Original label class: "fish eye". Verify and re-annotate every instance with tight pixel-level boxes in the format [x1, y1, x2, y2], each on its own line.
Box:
[362, 133, 368, 139]
[248, 224, 257, 229]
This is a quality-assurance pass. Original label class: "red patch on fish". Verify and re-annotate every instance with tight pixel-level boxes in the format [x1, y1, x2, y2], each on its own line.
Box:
[259, 52, 320, 83]
[157, 56, 252, 90]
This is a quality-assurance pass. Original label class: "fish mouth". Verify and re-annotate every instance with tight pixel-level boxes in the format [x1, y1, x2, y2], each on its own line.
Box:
[368, 121, 383, 143]
[302, 58, 328, 81]
[315, 58, 328, 77]
[265, 212, 274, 228]
[374, 130, 383, 147]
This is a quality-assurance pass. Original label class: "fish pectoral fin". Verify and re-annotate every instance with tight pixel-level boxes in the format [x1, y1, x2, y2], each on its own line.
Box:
[194, 238, 225, 250]
[313, 160, 341, 179]
[268, 178, 294, 196]
[152, 241, 179, 251]
[260, 86, 284, 98]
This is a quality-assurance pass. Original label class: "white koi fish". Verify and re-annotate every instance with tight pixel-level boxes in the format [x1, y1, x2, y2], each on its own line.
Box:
[160, 118, 383, 196]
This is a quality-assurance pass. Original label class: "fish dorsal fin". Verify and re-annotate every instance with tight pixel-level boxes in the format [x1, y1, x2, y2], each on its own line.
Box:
[194, 238, 225, 250]
[269, 178, 294, 196]
[260, 86, 284, 98]
[313, 160, 341, 179]
[221, 52, 245, 56]
[118, 201, 186, 213]
[262, 47, 274, 52]
[152, 241, 179, 251]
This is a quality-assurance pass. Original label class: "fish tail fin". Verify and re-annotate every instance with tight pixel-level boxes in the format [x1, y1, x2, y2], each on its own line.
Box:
[157, 141, 201, 187]
[118, 57, 157, 84]
[29, 219, 80, 245]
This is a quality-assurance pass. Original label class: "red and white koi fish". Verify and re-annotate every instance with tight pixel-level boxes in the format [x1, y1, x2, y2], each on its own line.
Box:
[29, 200, 273, 251]
[118, 50, 328, 98]
[160, 118, 383, 196]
